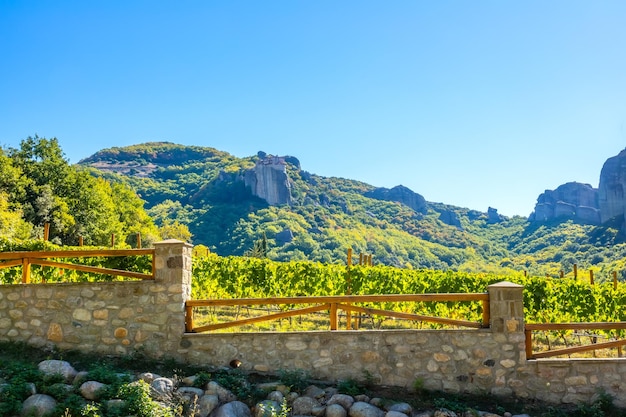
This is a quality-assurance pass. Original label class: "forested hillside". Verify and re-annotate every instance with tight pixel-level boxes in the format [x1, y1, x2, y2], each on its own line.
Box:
[1, 137, 625, 281]
[74, 141, 626, 281]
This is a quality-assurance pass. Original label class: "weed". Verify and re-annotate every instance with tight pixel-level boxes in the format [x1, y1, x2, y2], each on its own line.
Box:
[214, 368, 265, 404]
[337, 378, 362, 396]
[192, 371, 212, 389]
[433, 395, 466, 413]
[257, 398, 290, 417]
[277, 368, 311, 393]
[412, 377, 424, 392]
[117, 380, 176, 417]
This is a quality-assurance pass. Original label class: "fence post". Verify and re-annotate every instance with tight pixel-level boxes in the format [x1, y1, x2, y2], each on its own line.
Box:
[44, 223, 50, 241]
[22, 258, 31, 283]
[487, 281, 524, 333]
[346, 248, 352, 330]
[573, 264, 578, 280]
[589, 270, 594, 285]
[136, 232, 142, 249]
[153, 239, 194, 359]
[330, 303, 338, 330]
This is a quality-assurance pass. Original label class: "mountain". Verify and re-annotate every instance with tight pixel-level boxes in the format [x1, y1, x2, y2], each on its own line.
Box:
[79, 142, 626, 279]
[528, 148, 626, 232]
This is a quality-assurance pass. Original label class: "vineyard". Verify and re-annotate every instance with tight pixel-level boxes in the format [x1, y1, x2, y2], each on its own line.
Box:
[1, 246, 624, 346]
[191, 253, 626, 338]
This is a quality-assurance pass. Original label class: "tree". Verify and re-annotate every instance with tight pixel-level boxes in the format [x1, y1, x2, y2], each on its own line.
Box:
[0, 192, 32, 240]
[159, 220, 192, 242]
[245, 232, 268, 258]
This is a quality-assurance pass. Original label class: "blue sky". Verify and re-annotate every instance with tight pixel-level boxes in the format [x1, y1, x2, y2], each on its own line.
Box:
[1, 1, 625, 217]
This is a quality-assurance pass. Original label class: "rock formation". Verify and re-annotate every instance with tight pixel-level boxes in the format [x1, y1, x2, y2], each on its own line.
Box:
[244, 156, 292, 206]
[598, 148, 626, 223]
[487, 207, 503, 224]
[438, 209, 462, 229]
[364, 185, 427, 214]
[529, 182, 600, 224]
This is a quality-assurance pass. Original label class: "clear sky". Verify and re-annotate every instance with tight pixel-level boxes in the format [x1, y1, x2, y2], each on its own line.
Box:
[1, 1, 625, 217]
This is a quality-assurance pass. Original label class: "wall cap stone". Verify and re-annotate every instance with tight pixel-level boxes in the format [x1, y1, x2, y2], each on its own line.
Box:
[487, 281, 523, 289]
[153, 239, 193, 248]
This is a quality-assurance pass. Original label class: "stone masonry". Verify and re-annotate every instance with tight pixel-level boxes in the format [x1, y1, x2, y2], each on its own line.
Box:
[0, 243, 624, 407]
[0, 239, 192, 361]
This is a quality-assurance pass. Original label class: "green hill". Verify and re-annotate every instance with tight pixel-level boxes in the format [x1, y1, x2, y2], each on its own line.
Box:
[78, 142, 626, 280]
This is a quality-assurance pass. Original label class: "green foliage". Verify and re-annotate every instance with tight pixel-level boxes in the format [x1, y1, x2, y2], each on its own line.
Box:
[0, 136, 160, 246]
[257, 398, 290, 417]
[213, 368, 265, 403]
[116, 380, 176, 417]
[336, 378, 363, 396]
[277, 368, 311, 392]
[192, 253, 626, 335]
[7, 138, 626, 280]
[191, 371, 212, 389]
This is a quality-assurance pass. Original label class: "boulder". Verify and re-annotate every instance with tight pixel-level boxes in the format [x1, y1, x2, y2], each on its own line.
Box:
[151, 377, 175, 400]
[213, 401, 252, 417]
[386, 402, 412, 414]
[79, 380, 107, 401]
[207, 381, 237, 402]
[327, 393, 355, 409]
[196, 394, 219, 417]
[292, 395, 321, 415]
[255, 400, 282, 417]
[20, 394, 57, 417]
[349, 401, 385, 417]
[38, 360, 77, 383]
[327, 403, 349, 417]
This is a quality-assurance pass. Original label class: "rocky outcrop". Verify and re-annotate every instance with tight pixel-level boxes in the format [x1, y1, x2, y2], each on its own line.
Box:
[487, 207, 503, 224]
[529, 182, 600, 224]
[438, 209, 462, 229]
[364, 185, 427, 214]
[598, 148, 626, 223]
[244, 156, 292, 206]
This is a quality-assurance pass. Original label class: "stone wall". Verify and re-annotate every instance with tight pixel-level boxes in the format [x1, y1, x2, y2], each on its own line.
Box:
[0, 239, 192, 361]
[0, 243, 625, 408]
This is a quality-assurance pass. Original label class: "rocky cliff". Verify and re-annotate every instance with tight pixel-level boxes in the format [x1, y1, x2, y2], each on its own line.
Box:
[364, 185, 427, 214]
[529, 182, 600, 224]
[244, 155, 292, 205]
[598, 148, 626, 223]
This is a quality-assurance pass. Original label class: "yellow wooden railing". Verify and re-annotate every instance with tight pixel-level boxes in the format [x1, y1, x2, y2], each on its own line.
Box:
[0, 249, 155, 283]
[525, 322, 626, 359]
[185, 292, 490, 333]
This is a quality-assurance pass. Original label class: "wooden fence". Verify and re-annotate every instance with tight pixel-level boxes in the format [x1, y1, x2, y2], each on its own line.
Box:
[525, 322, 626, 359]
[185, 292, 491, 333]
[0, 249, 155, 283]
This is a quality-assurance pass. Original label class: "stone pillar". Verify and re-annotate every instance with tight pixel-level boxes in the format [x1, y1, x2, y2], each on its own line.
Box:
[487, 281, 524, 333]
[153, 239, 193, 358]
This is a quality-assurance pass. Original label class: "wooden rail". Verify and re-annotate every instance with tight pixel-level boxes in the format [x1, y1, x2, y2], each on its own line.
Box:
[0, 249, 155, 283]
[185, 292, 490, 333]
[525, 322, 626, 359]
